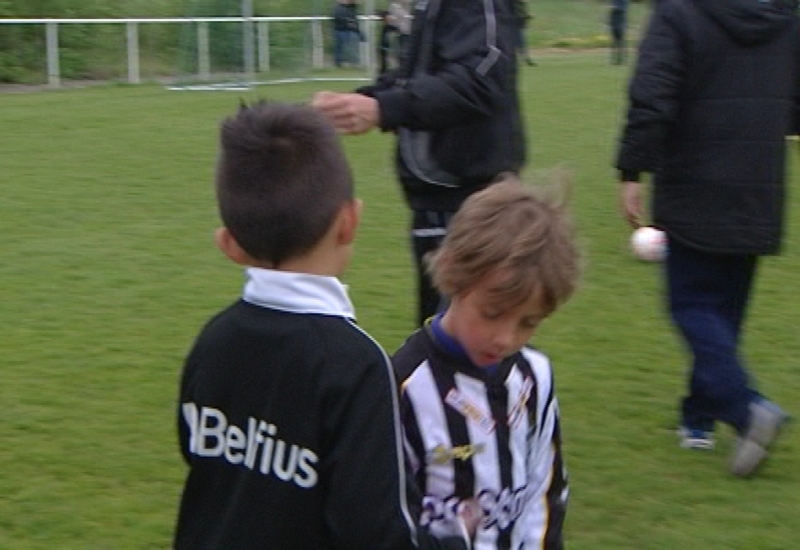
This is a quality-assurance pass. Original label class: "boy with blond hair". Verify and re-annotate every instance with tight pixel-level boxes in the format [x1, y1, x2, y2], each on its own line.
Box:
[174, 101, 476, 549]
[393, 177, 581, 549]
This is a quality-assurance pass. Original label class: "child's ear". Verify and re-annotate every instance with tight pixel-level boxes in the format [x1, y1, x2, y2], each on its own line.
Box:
[214, 227, 252, 265]
[337, 198, 363, 246]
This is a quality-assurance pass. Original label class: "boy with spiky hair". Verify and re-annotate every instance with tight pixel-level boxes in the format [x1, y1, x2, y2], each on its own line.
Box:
[174, 101, 475, 549]
[394, 177, 581, 550]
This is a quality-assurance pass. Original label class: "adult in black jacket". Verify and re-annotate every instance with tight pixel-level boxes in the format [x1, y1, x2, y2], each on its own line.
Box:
[313, 0, 526, 326]
[615, 0, 800, 477]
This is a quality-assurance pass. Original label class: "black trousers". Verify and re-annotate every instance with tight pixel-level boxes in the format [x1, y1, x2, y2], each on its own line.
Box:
[410, 209, 454, 326]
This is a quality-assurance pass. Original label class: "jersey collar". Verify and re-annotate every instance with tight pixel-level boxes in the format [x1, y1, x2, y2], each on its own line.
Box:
[242, 267, 356, 320]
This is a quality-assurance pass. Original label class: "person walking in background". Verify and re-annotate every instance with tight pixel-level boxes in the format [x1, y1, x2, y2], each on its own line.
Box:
[514, 0, 536, 66]
[615, 0, 799, 477]
[608, 0, 628, 65]
[393, 177, 580, 549]
[173, 101, 478, 548]
[312, 0, 525, 327]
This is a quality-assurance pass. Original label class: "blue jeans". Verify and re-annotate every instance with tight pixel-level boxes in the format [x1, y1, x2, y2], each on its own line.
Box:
[334, 30, 349, 66]
[666, 236, 760, 434]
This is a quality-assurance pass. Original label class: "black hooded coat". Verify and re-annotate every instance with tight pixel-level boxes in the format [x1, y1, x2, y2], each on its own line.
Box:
[616, 0, 800, 254]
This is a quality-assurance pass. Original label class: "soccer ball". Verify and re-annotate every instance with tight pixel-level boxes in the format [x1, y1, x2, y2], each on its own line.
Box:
[630, 226, 667, 262]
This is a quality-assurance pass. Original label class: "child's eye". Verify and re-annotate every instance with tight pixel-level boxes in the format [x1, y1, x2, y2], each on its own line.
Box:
[481, 309, 501, 320]
[521, 319, 540, 330]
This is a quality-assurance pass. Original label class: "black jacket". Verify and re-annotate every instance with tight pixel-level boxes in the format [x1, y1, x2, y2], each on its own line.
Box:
[359, 0, 526, 212]
[174, 269, 469, 549]
[616, 0, 800, 254]
[332, 2, 359, 33]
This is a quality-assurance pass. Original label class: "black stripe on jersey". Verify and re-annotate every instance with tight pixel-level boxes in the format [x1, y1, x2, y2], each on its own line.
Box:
[514, 352, 539, 439]
[485, 370, 512, 550]
[429, 363, 476, 497]
[544, 416, 567, 550]
[401, 395, 428, 491]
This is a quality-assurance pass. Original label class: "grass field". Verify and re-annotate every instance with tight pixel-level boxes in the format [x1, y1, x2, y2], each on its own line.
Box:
[1, 49, 798, 549]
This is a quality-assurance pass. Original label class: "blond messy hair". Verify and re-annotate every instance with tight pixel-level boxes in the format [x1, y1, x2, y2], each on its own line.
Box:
[429, 172, 581, 314]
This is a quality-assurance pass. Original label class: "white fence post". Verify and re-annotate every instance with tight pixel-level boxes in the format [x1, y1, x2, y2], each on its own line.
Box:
[126, 21, 140, 84]
[258, 21, 270, 73]
[45, 21, 60, 88]
[312, 20, 323, 69]
[198, 21, 210, 80]
[242, 0, 255, 80]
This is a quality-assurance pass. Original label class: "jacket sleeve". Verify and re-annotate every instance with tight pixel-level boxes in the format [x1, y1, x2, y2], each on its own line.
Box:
[323, 342, 469, 550]
[371, 0, 516, 132]
[615, 1, 687, 176]
[793, 27, 800, 135]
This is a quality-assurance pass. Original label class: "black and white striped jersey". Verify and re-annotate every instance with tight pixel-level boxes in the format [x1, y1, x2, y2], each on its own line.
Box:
[393, 324, 568, 550]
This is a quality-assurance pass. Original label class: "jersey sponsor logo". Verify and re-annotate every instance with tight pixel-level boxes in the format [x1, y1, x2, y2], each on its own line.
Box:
[429, 443, 486, 464]
[445, 388, 496, 433]
[420, 486, 528, 532]
[507, 377, 533, 429]
[478, 486, 528, 530]
[182, 403, 318, 489]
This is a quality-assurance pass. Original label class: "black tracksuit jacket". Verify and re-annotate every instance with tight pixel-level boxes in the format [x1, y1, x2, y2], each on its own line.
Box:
[358, 0, 526, 212]
[174, 269, 468, 549]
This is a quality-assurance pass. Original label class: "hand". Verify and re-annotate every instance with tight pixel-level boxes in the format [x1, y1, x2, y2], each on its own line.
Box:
[619, 181, 644, 228]
[425, 498, 484, 542]
[311, 91, 380, 135]
[457, 498, 484, 540]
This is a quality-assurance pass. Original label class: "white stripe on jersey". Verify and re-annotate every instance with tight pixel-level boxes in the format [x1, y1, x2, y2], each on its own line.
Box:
[505, 366, 533, 550]
[404, 361, 456, 498]
[454, 372, 502, 548]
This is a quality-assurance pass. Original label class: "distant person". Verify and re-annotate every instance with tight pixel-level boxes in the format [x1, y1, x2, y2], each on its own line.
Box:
[615, 0, 799, 477]
[514, 0, 536, 66]
[378, 9, 399, 75]
[394, 177, 580, 549]
[174, 100, 478, 548]
[313, 0, 526, 327]
[608, 0, 628, 65]
[332, 0, 361, 67]
[388, 0, 413, 67]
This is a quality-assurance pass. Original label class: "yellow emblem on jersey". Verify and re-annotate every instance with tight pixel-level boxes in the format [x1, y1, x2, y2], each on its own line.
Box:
[429, 443, 486, 464]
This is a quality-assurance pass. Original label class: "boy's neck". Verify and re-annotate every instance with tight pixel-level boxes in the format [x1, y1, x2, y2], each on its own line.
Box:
[251, 236, 351, 278]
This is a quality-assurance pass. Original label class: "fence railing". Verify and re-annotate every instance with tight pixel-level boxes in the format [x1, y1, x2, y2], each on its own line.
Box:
[0, 16, 378, 88]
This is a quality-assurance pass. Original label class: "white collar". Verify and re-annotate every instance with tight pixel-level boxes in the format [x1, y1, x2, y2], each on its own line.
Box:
[241, 267, 356, 320]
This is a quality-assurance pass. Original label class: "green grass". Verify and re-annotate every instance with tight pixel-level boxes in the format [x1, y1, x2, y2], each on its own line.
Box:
[1, 50, 799, 549]
[527, 0, 649, 49]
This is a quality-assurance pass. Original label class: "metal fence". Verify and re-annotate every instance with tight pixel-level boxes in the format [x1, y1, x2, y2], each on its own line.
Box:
[0, 16, 378, 88]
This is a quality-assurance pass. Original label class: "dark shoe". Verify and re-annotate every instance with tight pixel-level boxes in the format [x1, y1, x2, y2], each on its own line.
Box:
[730, 399, 790, 477]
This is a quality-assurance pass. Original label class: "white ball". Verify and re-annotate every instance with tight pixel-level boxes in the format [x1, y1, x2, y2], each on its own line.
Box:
[630, 226, 667, 262]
